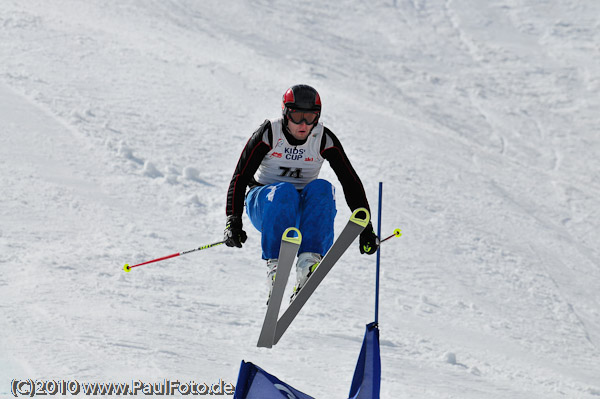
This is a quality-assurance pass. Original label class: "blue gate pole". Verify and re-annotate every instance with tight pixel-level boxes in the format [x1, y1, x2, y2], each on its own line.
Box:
[375, 182, 383, 325]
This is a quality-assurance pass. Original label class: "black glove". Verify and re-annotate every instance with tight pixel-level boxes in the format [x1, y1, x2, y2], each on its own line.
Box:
[224, 215, 247, 248]
[359, 223, 379, 255]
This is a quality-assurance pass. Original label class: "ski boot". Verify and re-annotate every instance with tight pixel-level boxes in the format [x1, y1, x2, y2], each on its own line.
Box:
[266, 258, 278, 305]
[290, 252, 321, 302]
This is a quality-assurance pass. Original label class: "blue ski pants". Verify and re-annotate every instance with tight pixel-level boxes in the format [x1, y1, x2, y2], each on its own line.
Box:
[245, 179, 337, 260]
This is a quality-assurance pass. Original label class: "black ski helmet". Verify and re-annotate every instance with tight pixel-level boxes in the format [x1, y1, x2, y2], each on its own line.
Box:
[282, 84, 322, 117]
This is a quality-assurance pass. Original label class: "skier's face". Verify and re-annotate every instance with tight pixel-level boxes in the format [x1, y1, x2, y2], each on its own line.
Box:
[287, 119, 313, 140]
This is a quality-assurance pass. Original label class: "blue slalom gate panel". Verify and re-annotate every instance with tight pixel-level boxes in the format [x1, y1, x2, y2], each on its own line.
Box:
[234, 361, 314, 399]
[348, 322, 381, 399]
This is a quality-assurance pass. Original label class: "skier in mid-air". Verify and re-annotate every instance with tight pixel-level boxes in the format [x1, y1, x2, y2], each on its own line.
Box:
[224, 84, 378, 299]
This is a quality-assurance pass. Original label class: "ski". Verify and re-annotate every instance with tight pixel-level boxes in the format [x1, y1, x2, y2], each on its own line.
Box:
[257, 227, 302, 348]
[273, 208, 370, 345]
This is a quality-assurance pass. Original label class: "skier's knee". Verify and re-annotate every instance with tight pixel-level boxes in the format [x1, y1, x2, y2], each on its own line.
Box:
[303, 179, 335, 199]
[267, 182, 299, 205]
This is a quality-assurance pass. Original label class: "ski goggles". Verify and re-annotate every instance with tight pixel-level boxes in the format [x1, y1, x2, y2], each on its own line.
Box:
[286, 109, 320, 125]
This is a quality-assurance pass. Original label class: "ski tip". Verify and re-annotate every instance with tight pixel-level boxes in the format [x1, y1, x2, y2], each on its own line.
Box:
[123, 264, 132, 272]
[350, 207, 370, 227]
[282, 227, 302, 245]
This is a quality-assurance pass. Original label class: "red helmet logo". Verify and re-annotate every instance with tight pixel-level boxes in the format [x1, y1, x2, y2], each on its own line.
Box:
[282, 88, 295, 111]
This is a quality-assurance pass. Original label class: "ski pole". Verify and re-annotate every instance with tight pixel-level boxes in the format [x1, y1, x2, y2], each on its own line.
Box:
[380, 228, 402, 244]
[123, 240, 226, 272]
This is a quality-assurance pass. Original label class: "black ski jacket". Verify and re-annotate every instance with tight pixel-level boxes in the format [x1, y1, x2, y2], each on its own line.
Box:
[226, 119, 370, 218]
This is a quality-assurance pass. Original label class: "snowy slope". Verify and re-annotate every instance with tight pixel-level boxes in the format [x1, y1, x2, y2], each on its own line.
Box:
[1, 0, 600, 397]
